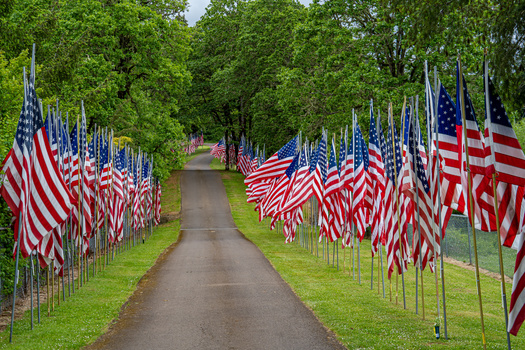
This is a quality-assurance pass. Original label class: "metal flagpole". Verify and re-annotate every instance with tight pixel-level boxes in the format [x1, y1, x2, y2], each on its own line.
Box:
[93, 125, 98, 276]
[354, 112, 361, 284]
[434, 65, 448, 339]
[424, 62, 441, 326]
[76, 116, 82, 289]
[484, 58, 511, 350]
[352, 110, 356, 280]
[30, 253, 34, 329]
[390, 102, 407, 309]
[458, 56, 486, 350]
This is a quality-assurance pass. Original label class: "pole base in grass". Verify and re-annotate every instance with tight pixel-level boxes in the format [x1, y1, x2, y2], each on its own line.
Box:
[434, 325, 440, 339]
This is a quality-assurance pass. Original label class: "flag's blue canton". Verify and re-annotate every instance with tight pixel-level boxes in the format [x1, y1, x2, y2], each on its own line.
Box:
[115, 149, 124, 172]
[134, 155, 139, 186]
[70, 122, 80, 156]
[456, 62, 477, 127]
[142, 157, 149, 179]
[369, 113, 380, 154]
[80, 116, 87, 158]
[385, 122, 402, 182]
[354, 124, 369, 171]
[407, 116, 430, 193]
[285, 153, 300, 179]
[309, 143, 319, 174]
[45, 111, 56, 146]
[119, 147, 127, 170]
[88, 135, 96, 161]
[487, 77, 511, 127]
[328, 141, 338, 175]
[339, 131, 346, 171]
[318, 134, 328, 183]
[393, 122, 402, 176]
[403, 108, 411, 147]
[59, 120, 68, 154]
[99, 136, 108, 173]
[298, 148, 308, 170]
[438, 84, 457, 137]
[16, 78, 43, 154]
[278, 136, 298, 159]
[378, 123, 387, 163]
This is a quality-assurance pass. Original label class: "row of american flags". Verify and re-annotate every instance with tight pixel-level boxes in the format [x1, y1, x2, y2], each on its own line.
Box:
[211, 59, 525, 343]
[0, 50, 162, 340]
[184, 132, 204, 155]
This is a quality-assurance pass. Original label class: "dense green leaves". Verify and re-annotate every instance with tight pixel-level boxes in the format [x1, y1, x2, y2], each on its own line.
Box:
[182, 0, 525, 152]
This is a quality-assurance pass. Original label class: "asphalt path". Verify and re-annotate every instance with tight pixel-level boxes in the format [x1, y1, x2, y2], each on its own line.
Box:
[87, 153, 346, 350]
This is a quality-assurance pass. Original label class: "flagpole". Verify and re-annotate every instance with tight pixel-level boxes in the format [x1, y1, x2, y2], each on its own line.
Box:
[412, 96, 425, 320]
[390, 102, 407, 309]
[458, 56, 487, 350]
[76, 116, 82, 289]
[484, 58, 512, 350]
[93, 125, 99, 276]
[352, 110, 356, 280]
[370, 100, 374, 290]
[10, 216, 23, 343]
[30, 252, 34, 329]
[434, 65, 448, 339]
[425, 61, 441, 327]
[342, 127, 346, 274]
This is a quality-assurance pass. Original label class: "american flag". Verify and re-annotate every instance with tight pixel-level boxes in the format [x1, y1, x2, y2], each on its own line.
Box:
[38, 111, 65, 274]
[109, 145, 125, 242]
[400, 107, 436, 271]
[352, 118, 370, 241]
[280, 143, 318, 213]
[259, 154, 299, 224]
[369, 107, 386, 256]
[99, 131, 112, 191]
[480, 61, 525, 336]
[324, 138, 343, 242]
[244, 135, 298, 185]
[425, 77, 453, 268]
[154, 180, 162, 226]
[456, 63, 496, 233]
[133, 154, 143, 230]
[0, 66, 74, 259]
[482, 64, 524, 248]
[435, 82, 467, 215]
[384, 119, 407, 279]
[313, 131, 327, 205]
[69, 118, 93, 250]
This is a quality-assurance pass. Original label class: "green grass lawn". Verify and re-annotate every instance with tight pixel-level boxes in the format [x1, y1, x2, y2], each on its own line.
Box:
[211, 157, 524, 349]
[0, 220, 180, 350]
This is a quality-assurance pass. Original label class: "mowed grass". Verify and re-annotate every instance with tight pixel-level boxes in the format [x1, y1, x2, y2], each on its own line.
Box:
[211, 157, 525, 349]
[0, 221, 180, 350]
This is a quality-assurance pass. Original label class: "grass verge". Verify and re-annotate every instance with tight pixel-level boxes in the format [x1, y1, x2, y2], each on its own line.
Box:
[212, 157, 524, 350]
[0, 220, 179, 350]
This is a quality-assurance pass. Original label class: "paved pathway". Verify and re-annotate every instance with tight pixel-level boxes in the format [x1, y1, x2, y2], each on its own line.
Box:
[87, 153, 345, 350]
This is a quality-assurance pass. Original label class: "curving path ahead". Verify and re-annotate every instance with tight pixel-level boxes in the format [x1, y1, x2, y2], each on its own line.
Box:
[87, 153, 345, 350]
